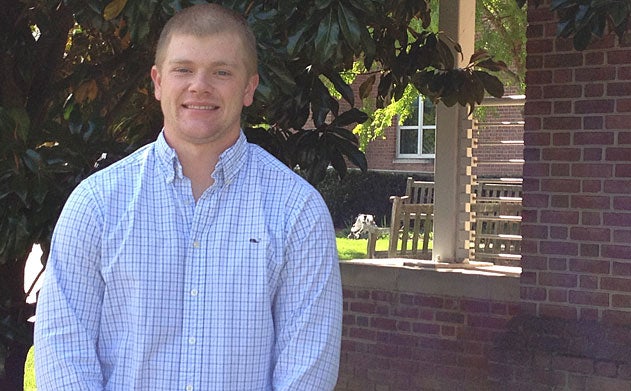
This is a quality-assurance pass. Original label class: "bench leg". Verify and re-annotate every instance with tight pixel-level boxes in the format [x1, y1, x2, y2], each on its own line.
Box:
[367, 231, 377, 259]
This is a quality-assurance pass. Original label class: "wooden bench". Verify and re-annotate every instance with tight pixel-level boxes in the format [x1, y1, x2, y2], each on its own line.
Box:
[405, 178, 435, 204]
[405, 177, 523, 204]
[367, 196, 433, 259]
[475, 180, 523, 200]
[473, 201, 522, 265]
[367, 178, 522, 264]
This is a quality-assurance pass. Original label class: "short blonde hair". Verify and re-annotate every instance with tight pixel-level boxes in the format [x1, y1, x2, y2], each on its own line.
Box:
[154, 3, 258, 75]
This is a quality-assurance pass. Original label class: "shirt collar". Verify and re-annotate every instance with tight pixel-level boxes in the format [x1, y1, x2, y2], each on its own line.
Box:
[155, 130, 248, 186]
[155, 131, 181, 183]
[211, 132, 247, 187]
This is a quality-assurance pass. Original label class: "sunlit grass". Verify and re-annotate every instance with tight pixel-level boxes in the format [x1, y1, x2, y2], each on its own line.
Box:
[336, 230, 433, 260]
[24, 346, 36, 390]
[336, 235, 390, 260]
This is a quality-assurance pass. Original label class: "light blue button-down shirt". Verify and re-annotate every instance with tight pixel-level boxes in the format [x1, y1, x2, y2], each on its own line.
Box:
[34, 132, 342, 390]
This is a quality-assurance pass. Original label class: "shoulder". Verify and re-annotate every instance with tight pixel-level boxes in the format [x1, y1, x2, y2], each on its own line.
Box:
[65, 143, 156, 213]
[246, 143, 321, 201]
[245, 143, 332, 228]
[83, 143, 154, 188]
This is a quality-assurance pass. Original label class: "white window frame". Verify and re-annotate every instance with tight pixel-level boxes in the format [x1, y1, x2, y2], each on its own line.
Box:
[396, 95, 436, 159]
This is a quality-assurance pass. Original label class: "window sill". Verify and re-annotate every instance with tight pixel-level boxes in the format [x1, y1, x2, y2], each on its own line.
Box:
[393, 157, 434, 164]
[339, 259, 520, 301]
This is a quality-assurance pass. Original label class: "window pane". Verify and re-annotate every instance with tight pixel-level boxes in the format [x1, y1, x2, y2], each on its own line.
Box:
[423, 98, 436, 126]
[400, 128, 419, 154]
[402, 98, 419, 126]
[422, 128, 435, 154]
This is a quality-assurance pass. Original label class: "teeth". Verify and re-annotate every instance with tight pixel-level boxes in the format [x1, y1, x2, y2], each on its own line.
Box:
[186, 105, 216, 110]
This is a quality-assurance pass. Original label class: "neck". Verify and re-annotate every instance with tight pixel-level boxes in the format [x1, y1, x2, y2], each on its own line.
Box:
[163, 130, 240, 201]
[168, 140, 221, 201]
[178, 148, 218, 201]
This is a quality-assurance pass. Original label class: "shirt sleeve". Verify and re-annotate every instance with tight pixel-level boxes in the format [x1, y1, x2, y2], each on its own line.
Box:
[34, 181, 105, 390]
[271, 190, 343, 391]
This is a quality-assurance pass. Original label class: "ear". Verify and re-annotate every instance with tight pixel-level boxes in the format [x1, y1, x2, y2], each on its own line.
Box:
[151, 65, 162, 101]
[242, 74, 259, 107]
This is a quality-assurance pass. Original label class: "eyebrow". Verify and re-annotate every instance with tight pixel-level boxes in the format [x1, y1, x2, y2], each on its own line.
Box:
[167, 59, 238, 68]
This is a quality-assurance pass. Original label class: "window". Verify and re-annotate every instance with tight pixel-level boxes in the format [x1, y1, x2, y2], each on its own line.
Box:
[397, 96, 436, 158]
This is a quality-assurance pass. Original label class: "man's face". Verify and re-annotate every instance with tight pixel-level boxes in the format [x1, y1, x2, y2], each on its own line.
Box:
[151, 32, 258, 150]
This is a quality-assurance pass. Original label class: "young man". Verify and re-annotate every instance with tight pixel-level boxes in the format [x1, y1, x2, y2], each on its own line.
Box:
[34, 4, 342, 390]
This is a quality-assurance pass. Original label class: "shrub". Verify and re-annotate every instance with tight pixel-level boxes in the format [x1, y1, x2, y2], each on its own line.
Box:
[316, 169, 432, 228]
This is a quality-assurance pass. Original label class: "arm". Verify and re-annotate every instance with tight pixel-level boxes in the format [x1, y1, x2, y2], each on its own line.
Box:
[34, 182, 105, 390]
[272, 192, 343, 391]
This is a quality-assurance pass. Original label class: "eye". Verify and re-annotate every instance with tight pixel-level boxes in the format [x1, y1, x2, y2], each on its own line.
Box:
[216, 70, 231, 77]
[174, 67, 192, 74]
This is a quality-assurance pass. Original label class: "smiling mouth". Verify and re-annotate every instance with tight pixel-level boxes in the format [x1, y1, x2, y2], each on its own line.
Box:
[184, 104, 218, 110]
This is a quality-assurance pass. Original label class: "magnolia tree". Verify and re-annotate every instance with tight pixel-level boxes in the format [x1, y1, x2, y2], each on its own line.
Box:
[0, 0, 627, 388]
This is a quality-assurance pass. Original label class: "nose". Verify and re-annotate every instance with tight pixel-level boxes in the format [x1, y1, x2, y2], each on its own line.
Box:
[189, 72, 213, 94]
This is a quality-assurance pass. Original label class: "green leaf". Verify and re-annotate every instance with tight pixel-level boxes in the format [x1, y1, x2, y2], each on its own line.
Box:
[286, 25, 309, 57]
[329, 126, 359, 143]
[7, 107, 30, 143]
[264, 61, 296, 91]
[324, 72, 354, 106]
[336, 140, 367, 172]
[609, 1, 630, 27]
[315, 10, 340, 63]
[435, 38, 455, 70]
[103, 0, 128, 21]
[31, 178, 49, 205]
[573, 24, 593, 51]
[337, 4, 362, 49]
[377, 72, 393, 101]
[311, 78, 338, 126]
[315, 0, 332, 9]
[469, 50, 490, 64]
[331, 109, 368, 128]
[476, 71, 504, 98]
[348, 0, 376, 15]
[22, 150, 42, 173]
[471, 72, 486, 104]
[361, 28, 376, 70]
[327, 144, 347, 179]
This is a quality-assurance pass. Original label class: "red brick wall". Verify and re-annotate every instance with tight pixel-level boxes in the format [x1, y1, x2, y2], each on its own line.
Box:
[336, 265, 519, 391]
[520, 0, 631, 324]
[475, 102, 525, 178]
[364, 126, 435, 174]
[489, 315, 631, 390]
[490, 0, 631, 388]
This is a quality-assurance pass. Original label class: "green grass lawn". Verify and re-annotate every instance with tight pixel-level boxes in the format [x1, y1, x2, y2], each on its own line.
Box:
[336, 235, 390, 260]
[336, 230, 433, 260]
[24, 346, 36, 390]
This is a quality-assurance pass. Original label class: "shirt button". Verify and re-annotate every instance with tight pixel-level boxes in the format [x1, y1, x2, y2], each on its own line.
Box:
[186, 385, 193, 391]
[192, 241, 200, 248]
[190, 289, 198, 296]
[188, 337, 196, 345]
